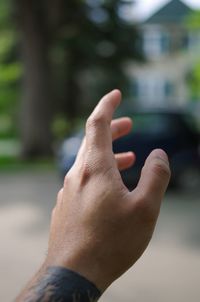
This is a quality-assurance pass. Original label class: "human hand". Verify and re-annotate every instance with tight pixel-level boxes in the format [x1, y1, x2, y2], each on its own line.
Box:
[46, 90, 171, 291]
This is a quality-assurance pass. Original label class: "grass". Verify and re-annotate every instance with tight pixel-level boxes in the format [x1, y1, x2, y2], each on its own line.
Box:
[0, 137, 57, 172]
[0, 156, 56, 172]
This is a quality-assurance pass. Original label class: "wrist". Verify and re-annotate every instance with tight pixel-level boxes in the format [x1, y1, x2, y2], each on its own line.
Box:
[45, 267, 101, 301]
[16, 264, 101, 302]
[45, 249, 112, 292]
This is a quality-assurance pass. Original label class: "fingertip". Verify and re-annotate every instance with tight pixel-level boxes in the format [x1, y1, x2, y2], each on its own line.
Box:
[123, 152, 136, 167]
[116, 151, 136, 171]
[144, 149, 171, 181]
[131, 149, 171, 203]
[123, 117, 133, 127]
[149, 149, 169, 164]
[110, 89, 122, 97]
[111, 117, 133, 141]
[105, 89, 122, 106]
[147, 149, 171, 179]
[127, 151, 136, 162]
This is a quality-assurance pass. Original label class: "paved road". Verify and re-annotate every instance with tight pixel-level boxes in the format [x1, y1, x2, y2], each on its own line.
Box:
[0, 169, 200, 302]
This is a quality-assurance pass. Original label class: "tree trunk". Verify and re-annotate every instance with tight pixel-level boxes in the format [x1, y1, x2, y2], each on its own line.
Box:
[16, 0, 53, 158]
[65, 62, 80, 122]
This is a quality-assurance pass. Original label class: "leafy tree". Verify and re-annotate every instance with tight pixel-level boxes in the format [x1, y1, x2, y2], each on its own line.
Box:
[58, 0, 142, 117]
[186, 10, 200, 30]
[0, 0, 21, 138]
[188, 61, 200, 101]
[13, 0, 141, 158]
[185, 10, 200, 101]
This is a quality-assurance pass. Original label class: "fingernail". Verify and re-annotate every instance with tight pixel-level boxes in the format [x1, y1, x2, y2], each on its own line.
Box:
[152, 149, 169, 165]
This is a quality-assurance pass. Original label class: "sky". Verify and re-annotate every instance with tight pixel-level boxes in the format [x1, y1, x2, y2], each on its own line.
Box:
[133, 0, 200, 20]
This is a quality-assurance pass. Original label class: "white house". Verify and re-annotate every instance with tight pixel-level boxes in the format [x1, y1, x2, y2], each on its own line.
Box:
[128, 0, 200, 107]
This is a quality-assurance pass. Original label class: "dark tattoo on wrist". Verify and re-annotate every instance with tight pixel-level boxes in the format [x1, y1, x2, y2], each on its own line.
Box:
[22, 266, 101, 302]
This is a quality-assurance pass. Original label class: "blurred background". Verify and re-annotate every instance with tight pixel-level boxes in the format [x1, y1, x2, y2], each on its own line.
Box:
[0, 0, 200, 301]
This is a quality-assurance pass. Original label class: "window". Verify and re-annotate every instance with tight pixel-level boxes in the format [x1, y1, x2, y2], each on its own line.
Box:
[133, 76, 174, 106]
[186, 30, 200, 51]
[143, 27, 170, 59]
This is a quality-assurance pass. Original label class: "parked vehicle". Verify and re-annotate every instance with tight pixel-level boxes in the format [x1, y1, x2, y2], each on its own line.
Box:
[58, 109, 200, 190]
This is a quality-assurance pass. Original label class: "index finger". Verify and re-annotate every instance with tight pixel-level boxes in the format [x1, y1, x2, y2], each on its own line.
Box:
[86, 90, 121, 151]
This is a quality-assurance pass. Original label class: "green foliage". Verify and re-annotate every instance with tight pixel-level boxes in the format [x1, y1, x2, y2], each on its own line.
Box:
[185, 10, 200, 101]
[188, 61, 200, 101]
[51, 0, 141, 115]
[0, 0, 141, 157]
[0, 155, 55, 170]
[52, 115, 72, 139]
[0, 62, 21, 84]
[0, 31, 15, 60]
[0, 0, 21, 139]
[185, 10, 200, 30]
[0, 0, 11, 29]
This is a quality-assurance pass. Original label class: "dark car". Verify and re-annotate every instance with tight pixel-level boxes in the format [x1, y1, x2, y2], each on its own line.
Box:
[58, 109, 200, 190]
[113, 109, 200, 190]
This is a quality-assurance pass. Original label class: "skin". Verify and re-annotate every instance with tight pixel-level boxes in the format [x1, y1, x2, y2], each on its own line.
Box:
[16, 90, 171, 301]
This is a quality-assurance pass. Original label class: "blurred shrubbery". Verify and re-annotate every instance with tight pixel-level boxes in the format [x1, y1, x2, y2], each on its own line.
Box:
[0, 0, 142, 158]
[0, 0, 21, 140]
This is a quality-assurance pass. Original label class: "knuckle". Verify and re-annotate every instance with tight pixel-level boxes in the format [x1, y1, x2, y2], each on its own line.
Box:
[56, 188, 63, 207]
[51, 206, 56, 218]
[79, 162, 92, 186]
[86, 114, 105, 130]
[63, 172, 71, 187]
[57, 188, 63, 201]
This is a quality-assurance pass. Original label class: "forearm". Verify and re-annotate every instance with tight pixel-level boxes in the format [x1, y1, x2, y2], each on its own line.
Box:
[16, 266, 101, 302]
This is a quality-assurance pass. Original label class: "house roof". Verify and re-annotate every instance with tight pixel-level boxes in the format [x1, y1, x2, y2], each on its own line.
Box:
[145, 0, 194, 24]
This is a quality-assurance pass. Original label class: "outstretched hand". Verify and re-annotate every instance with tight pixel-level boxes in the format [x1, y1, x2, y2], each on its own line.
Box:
[46, 90, 171, 291]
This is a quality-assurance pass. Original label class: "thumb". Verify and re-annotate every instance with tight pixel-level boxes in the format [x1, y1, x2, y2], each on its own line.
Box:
[134, 149, 171, 206]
